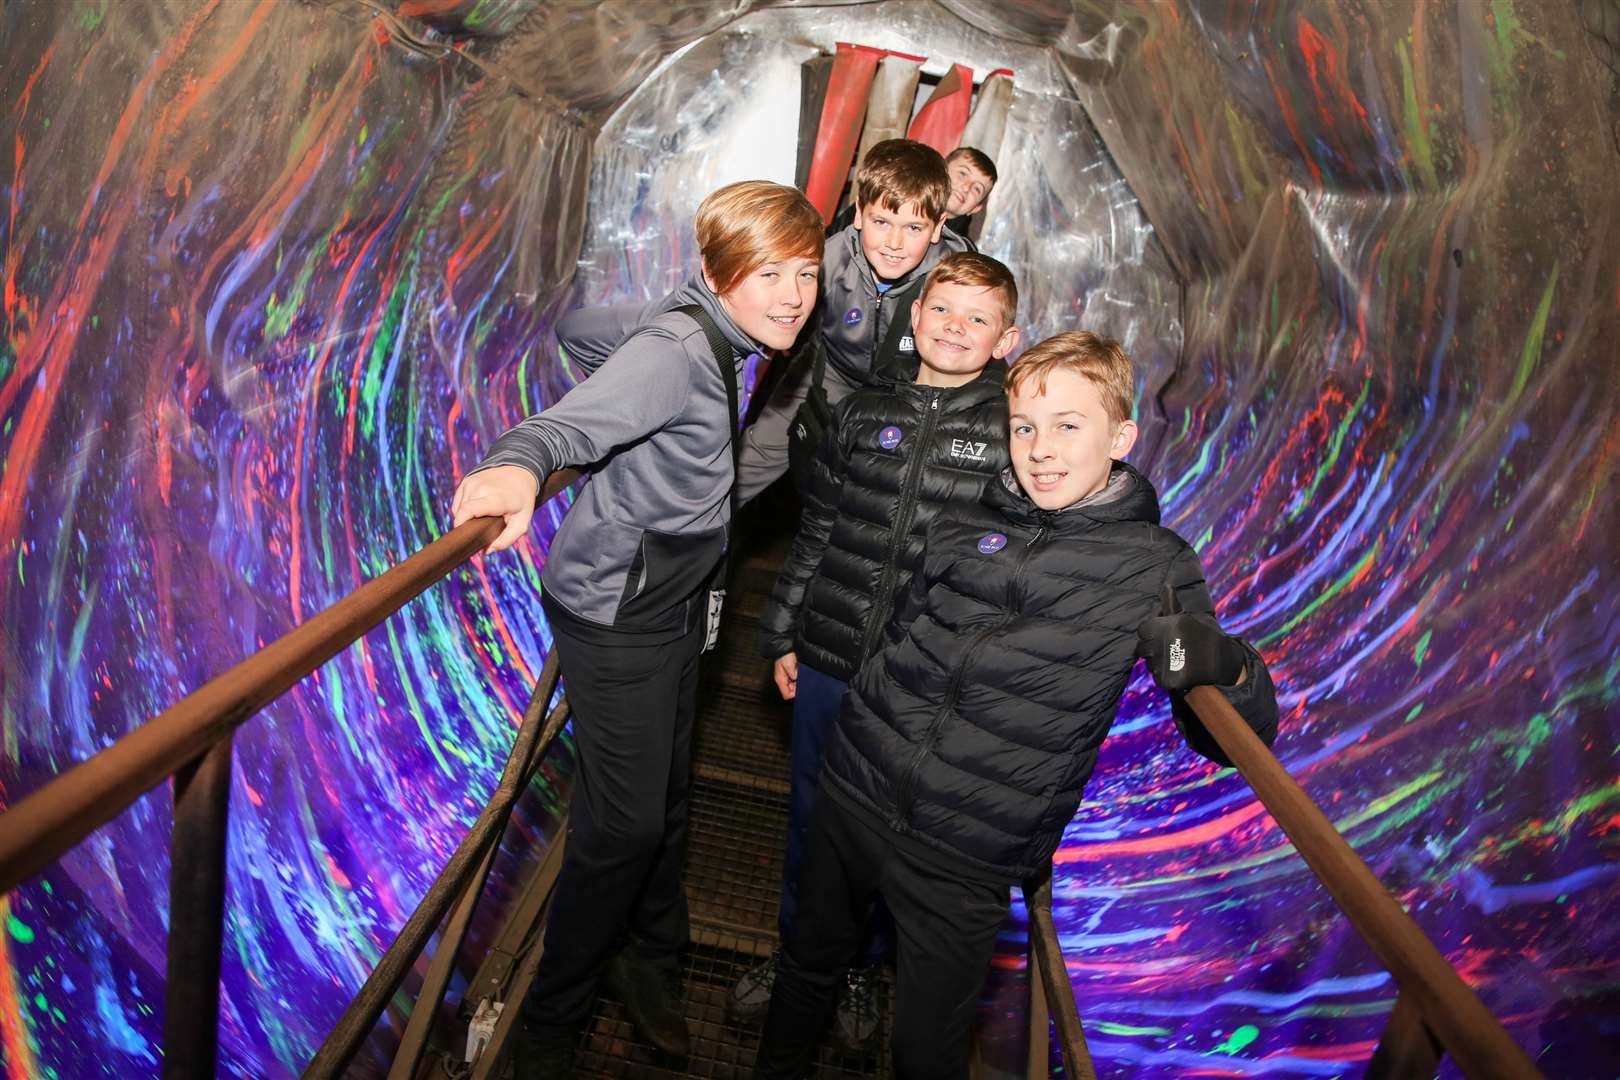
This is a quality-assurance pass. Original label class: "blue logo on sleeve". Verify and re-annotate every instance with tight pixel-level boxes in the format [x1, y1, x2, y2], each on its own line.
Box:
[878, 425, 903, 449]
[844, 307, 864, 326]
[977, 532, 1008, 554]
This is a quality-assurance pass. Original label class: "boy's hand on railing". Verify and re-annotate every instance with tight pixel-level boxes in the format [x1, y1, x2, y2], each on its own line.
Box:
[451, 465, 541, 554]
[1137, 584, 1246, 691]
[772, 652, 799, 701]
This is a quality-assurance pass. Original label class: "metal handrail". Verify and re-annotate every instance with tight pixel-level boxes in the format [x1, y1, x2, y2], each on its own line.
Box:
[0, 470, 578, 896]
[1019, 690, 1543, 1080]
[1183, 686, 1544, 1080]
[1024, 871, 1097, 1080]
[302, 652, 572, 1078]
[0, 469, 578, 1080]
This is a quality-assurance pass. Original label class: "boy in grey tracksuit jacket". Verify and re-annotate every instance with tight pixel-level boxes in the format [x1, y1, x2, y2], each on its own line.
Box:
[476, 282, 758, 638]
[468, 281, 772, 1062]
[454, 180, 825, 1074]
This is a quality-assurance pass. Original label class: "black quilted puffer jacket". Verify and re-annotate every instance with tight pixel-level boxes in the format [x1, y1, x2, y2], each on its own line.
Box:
[820, 462, 1280, 882]
[758, 363, 1010, 682]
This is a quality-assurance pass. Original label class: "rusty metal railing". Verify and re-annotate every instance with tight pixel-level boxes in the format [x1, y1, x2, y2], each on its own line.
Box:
[0, 471, 578, 1079]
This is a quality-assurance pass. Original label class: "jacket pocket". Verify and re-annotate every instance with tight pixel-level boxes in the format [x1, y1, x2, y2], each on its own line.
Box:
[614, 525, 727, 630]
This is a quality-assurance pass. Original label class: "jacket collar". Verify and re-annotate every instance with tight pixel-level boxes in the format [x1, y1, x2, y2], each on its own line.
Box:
[984, 459, 1162, 530]
[894, 361, 1007, 413]
[679, 273, 766, 358]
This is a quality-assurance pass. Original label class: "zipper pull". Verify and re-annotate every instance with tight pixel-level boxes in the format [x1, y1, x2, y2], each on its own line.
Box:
[930, 396, 939, 410]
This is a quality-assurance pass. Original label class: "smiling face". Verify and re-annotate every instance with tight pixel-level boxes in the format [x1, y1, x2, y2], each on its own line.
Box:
[705, 256, 820, 352]
[1008, 368, 1139, 509]
[910, 280, 1019, 388]
[854, 200, 945, 281]
[945, 158, 994, 218]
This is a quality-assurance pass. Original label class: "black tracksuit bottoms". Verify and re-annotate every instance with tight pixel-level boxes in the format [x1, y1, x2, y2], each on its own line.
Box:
[756, 794, 1011, 1080]
[521, 594, 704, 1032]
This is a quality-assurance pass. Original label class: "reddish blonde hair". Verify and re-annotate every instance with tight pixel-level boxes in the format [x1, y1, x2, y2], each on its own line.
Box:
[1005, 331, 1134, 425]
[920, 252, 1018, 327]
[696, 181, 824, 296]
[855, 139, 950, 222]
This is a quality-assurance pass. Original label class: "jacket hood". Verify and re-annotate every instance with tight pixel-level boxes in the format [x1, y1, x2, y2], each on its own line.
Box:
[985, 459, 1162, 529]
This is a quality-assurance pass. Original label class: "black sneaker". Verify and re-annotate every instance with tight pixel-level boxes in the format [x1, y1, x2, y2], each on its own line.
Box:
[831, 965, 881, 1053]
[606, 948, 691, 1057]
[727, 950, 779, 1022]
[510, 1022, 579, 1079]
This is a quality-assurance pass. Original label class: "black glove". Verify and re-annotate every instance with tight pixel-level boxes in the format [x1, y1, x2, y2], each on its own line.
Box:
[1137, 584, 1246, 691]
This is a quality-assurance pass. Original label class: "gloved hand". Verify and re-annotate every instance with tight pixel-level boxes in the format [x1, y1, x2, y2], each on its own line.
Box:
[1137, 584, 1246, 691]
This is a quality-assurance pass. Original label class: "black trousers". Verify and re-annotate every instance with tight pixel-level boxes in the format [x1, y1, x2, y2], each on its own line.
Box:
[521, 597, 704, 1030]
[756, 796, 1011, 1080]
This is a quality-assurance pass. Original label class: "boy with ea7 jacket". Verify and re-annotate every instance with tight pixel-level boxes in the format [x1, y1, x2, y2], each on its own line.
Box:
[757, 332, 1280, 1079]
[735, 254, 1022, 1049]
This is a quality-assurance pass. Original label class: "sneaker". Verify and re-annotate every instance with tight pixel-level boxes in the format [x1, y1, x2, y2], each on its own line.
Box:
[831, 966, 881, 1053]
[606, 948, 691, 1057]
[510, 1022, 578, 1079]
[728, 950, 779, 1022]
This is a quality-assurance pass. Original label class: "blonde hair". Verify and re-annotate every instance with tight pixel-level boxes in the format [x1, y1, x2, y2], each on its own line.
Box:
[1005, 331, 1134, 425]
[855, 139, 950, 222]
[921, 252, 1018, 327]
[696, 181, 824, 296]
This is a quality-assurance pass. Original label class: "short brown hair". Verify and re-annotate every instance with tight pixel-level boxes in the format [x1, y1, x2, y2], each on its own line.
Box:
[696, 181, 824, 296]
[1005, 331, 1134, 425]
[855, 139, 950, 223]
[921, 252, 1018, 327]
[946, 146, 998, 186]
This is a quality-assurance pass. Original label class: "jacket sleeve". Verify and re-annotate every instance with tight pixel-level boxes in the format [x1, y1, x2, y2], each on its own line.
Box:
[1161, 546, 1280, 766]
[756, 393, 854, 658]
[940, 222, 977, 255]
[555, 291, 675, 378]
[883, 523, 939, 648]
[472, 325, 692, 486]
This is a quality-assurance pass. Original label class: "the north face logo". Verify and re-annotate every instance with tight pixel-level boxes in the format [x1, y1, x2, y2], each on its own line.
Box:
[795, 423, 807, 439]
[950, 438, 988, 462]
[1169, 638, 1186, 672]
[898, 335, 915, 352]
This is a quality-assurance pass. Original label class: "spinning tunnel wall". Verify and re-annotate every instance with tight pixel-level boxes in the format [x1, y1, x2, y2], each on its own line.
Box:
[0, 1, 1615, 1076]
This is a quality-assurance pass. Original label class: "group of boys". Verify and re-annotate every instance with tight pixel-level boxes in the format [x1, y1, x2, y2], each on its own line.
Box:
[532, 139, 1277, 1078]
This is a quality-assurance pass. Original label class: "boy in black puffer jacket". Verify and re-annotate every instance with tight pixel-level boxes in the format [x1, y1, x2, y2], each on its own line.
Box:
[733, 253, 1022, 1048]
[756, 331, 1280, 1080]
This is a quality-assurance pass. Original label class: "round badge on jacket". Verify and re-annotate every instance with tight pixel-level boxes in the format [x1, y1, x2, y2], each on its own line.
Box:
[978, 532, 1008, 554]
[878, 425, 903, 449]
[844, 307, 863, 326]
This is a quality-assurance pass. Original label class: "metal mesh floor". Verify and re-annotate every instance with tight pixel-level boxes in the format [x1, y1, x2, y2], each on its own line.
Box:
[692, 682, 792, 787]
[575, 943, 891, 1079]
[685, 774, 789, 939]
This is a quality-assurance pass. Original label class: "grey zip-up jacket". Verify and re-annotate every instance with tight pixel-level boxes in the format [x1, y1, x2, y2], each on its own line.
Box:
[472, 278, 762, 638]
[557, 224, 970, 389]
